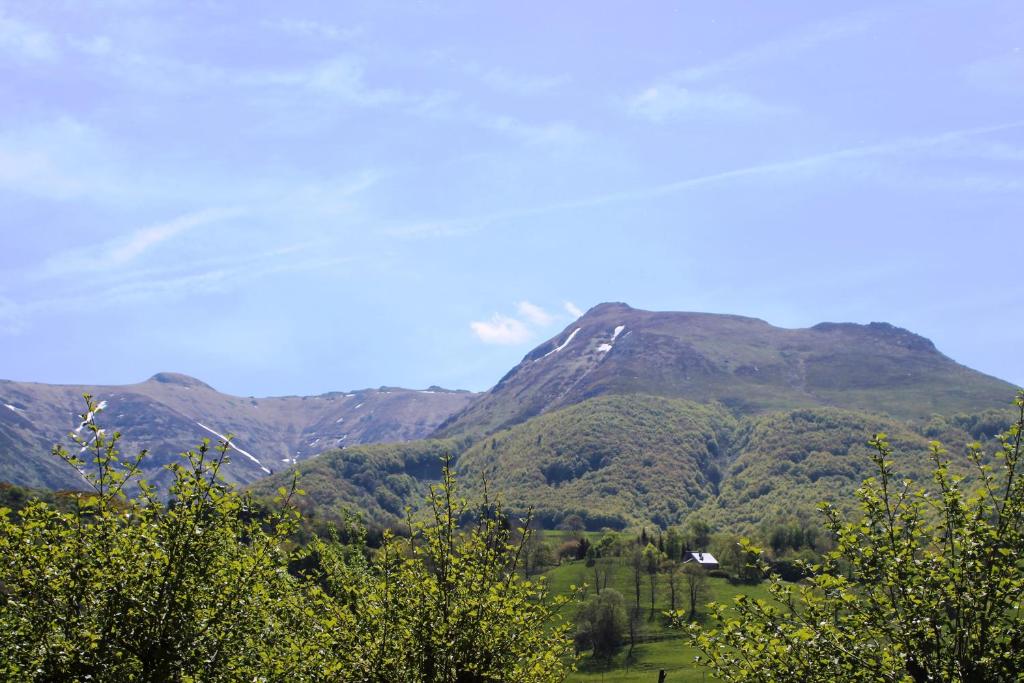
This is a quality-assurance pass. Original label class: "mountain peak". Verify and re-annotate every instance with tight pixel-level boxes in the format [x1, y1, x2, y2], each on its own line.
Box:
[145, 372, 215, 390]
[582, 301, 634, 317]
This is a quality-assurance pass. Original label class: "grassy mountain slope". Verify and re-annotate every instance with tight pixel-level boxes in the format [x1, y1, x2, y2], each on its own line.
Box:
[0, 373, 477, 490]
[436, 303, 1015, 437]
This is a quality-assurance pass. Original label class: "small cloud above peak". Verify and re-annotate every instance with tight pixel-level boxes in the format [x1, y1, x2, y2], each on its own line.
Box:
[470, 314, 532, 345]
[470, 299, 573, 345]
[564, 301, 583, 318]
[516, 301, 554, 326]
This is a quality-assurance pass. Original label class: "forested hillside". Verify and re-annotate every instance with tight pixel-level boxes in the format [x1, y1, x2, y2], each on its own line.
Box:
[255, 393, 1019, 535]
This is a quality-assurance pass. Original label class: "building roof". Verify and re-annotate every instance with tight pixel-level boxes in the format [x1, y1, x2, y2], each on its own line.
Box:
[684, 551, 718, 565]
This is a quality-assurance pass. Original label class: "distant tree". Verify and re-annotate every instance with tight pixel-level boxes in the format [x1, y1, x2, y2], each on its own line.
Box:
[688, 392, 1024, 682]
[523, 527, 553, 576]
[664, 559, 681, 611]
[576, 535, 591, 560]
[681, 562, 708, 621]
[559, 513, 586, 532]
[710, 533, 761, 584]
[630, 547, 644, 612]
[642, 543, 665, 615]
[665, 526, 684, 561]
[574, 589, 627, 659]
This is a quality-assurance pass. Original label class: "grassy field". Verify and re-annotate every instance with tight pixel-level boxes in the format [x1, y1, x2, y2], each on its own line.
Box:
[543, 554, 772, 682]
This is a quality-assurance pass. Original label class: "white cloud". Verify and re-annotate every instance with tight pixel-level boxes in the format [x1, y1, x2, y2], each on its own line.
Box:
[470, 314, 532, 345]
[628, 85, 785, 122]
[516, 301, 553, 326]
[0, 11, 58, 62]
[564, 301, 583, 318]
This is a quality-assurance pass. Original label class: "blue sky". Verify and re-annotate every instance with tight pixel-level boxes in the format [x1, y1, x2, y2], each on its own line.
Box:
[0, 0, 1022, 396]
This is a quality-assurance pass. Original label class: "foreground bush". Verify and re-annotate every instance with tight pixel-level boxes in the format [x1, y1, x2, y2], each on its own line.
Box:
[686, 392, 1024, 682]
[0, 397, 574, 682]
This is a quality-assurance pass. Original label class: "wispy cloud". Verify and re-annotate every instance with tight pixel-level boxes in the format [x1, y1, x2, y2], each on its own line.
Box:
[628, 85, 786, 122]
[266, 18, 363, 42]
[675, 15, 873, 84]
[470, 314, 532, 345]
[399, 120, 1024, 238]
[39, 207, 245, 279]
[0, 10, 58, 62]
[465, 64, 569, 95]
[1, 242, 355, 335]
[479, 116, 583, 145]
[243, 58, 412, 106]
[627, 13, 873, 123]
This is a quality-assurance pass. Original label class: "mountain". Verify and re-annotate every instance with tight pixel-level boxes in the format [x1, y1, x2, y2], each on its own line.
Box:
[435, 303, 1016, 437]
[0, 373, 477, 490]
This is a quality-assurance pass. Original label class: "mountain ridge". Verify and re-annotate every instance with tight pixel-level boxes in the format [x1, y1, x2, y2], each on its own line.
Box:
[435, 303, 1014, 437]
[0, 373, 478, 490]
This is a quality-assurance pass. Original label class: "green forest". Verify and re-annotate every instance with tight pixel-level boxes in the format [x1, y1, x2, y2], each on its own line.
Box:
[2, 393, 1023, 681]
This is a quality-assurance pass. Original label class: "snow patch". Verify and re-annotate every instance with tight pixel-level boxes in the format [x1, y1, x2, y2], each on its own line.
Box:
[335, 416, 344, 423]
[195, 422, 271, 474]
[4, 403, 24, 414]
[542, 328, 580, 358]
[597, 325, 626, 355]
[354, 403, 364, 409]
